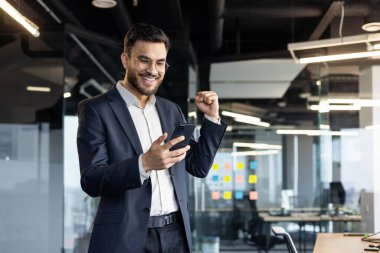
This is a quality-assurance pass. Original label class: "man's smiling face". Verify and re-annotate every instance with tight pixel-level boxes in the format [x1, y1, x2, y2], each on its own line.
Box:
[126, 40, 167, 97]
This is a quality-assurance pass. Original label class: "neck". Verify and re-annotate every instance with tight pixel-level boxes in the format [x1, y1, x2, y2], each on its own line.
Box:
[122, 78, 149, 108]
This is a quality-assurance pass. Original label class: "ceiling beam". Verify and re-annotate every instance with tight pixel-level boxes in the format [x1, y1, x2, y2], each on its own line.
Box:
[111, 0, 133, 34]
[65, 24, 120, 48]
[209, 0, 225, 52]
[309, 1, 344, 41]
[165, 0, 184, 30]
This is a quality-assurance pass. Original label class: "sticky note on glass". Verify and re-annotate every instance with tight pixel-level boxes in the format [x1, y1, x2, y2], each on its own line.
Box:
[235, 191, 244, 200]
[212, 175, 219, 182]
[236, 175, 244, 184]
[249, 191, 258, 200]
[224, 163, 231, 170]
[212, 163, 219, 170]
[237, 162, 244, 170]
[249, 174, 257, 184]
[249, 161, 257, 170]
[223, 191, 232, 200]
[224, 175, 231, 182]
[211, 191, 220, 200]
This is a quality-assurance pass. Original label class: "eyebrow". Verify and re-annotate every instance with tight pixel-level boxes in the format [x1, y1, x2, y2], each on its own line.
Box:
[138, 55, 166, 62]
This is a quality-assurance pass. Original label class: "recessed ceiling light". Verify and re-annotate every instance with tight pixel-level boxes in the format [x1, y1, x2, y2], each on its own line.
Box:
[92, 0, 117, 8]
[362, 22, 380, 32]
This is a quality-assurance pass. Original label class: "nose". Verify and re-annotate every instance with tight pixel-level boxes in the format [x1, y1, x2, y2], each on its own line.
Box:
[146, 62, 159, 75]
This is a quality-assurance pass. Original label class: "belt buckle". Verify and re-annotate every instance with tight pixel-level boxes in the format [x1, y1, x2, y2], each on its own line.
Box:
[164, 215, 170, 225]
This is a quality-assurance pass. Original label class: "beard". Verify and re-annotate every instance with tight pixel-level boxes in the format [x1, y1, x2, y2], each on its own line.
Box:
[127, 69, 162, 96]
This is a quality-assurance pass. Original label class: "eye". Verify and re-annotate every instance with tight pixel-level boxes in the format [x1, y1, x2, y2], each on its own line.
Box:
[139, 58, 150, 64]
[156, 61, 165, 66]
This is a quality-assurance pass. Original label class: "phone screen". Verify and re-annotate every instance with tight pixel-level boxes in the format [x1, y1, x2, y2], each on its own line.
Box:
[169, 123, 196, 151]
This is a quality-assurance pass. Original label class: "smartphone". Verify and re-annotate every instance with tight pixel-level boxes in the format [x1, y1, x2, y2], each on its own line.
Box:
[169, 123, 196, 151]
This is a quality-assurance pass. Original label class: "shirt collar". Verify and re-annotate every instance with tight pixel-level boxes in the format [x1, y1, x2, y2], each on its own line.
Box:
[116, 81, 156, 109]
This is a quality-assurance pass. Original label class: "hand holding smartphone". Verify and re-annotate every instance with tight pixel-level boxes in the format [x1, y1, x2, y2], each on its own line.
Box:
[169, 123, 196, 151]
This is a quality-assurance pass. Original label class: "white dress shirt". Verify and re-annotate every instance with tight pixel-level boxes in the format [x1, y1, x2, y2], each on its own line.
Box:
[116, 82, 178, 216]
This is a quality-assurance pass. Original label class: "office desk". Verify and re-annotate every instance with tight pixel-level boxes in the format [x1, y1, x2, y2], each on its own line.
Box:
[260, 213, 362, 222]
[313, 233, 372, 253]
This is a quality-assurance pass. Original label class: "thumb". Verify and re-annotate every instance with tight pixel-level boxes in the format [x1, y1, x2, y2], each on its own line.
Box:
[153, 132, 168, 145]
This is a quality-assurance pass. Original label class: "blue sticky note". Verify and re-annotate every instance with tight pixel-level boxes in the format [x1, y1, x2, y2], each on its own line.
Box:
[235, 191, 244, 200]
[212, 175, 219, 182]
[249, 160, 257, 170]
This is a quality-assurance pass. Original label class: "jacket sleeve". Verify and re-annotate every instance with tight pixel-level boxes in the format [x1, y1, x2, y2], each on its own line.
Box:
[77, 100, 142, 197]
[178, 107, 227, 178]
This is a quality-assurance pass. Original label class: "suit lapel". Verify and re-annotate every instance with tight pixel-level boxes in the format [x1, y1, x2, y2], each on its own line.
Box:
[156, 97, 181, 140]
[156, 98, 181, 177]
[155, 97, 171, 136]
[106, 87, 144, 155]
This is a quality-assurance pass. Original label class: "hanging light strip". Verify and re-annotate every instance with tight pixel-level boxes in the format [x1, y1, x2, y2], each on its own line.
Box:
[276, 129, 358, 136]
[288, 33, 380, 64]
[0, 0, 40, 37]
[299, 50, 380, 64]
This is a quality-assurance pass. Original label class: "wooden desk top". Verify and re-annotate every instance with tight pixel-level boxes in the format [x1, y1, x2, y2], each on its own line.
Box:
[260, 213, 362, 223]
[313, 233, 372, 253]
[320, 214, 362, 222]
[260, 212, 321, 222]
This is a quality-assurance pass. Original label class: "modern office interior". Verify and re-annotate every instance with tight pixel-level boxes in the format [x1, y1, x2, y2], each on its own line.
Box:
[1, 0, 380, 252]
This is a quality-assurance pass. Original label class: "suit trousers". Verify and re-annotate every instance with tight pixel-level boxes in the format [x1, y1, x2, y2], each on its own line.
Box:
[143, 221, 189, 253]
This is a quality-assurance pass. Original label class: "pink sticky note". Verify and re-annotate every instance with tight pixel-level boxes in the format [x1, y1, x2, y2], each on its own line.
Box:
[224, 163, 231, 170]
[249, 191, 259, 200]
[236, 175, 244, 184]
[211, 191, 220, 200]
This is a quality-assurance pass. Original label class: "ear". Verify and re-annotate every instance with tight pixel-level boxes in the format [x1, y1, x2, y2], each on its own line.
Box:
[121, 53, 128, 69]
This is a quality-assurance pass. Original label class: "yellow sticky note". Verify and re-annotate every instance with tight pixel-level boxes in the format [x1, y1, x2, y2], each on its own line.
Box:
[224, 175, 231, 182]
[249, 191, 259, 200]
[211, 191, 220, 200]
[212, 163, 219, 170]
[249, 174, 257, 184]
[223, 191, 232, 200]
[237, 162, 244, 170]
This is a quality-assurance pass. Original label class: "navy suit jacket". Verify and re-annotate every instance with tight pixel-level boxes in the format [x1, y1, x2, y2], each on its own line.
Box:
[77, 86, 226, 253]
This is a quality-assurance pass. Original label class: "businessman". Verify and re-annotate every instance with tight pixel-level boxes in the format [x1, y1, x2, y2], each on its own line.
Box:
[77, 23, 226, 253]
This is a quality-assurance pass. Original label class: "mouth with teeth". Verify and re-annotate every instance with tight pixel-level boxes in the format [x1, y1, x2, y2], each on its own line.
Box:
[128, 70, 163, 96]
[136, 73, 162, 95]
[140, 74, 157, 84]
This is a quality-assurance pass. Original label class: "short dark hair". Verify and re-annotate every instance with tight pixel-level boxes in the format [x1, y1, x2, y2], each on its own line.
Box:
[123, 23, 170, 55]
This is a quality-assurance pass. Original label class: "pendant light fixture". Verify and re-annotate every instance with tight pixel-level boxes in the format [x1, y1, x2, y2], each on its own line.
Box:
[92, 0, 117, 9]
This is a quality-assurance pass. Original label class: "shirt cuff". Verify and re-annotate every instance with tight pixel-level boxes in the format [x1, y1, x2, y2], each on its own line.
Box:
[138, 155, 151, 185]
[204, 114, 221, 124]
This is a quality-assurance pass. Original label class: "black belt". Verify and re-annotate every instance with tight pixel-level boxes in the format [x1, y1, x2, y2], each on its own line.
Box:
[147, 212, 181, 228]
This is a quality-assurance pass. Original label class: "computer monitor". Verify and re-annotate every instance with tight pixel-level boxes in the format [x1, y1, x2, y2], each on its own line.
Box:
[272, 226, 298, 253]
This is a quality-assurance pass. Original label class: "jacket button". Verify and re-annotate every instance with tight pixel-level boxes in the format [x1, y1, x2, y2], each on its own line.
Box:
[144, 208, 150, 213]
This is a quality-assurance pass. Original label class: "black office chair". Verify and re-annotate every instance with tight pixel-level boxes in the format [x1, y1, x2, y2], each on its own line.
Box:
[245, 215, 284, 253]
[272, 226, 298, 253]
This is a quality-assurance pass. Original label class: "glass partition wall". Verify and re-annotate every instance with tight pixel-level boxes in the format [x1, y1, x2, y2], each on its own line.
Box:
[0, 32, 64, 253]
